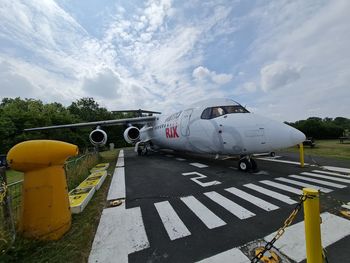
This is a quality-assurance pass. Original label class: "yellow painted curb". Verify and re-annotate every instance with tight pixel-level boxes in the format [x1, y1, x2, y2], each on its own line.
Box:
[69, 187, 95, 214]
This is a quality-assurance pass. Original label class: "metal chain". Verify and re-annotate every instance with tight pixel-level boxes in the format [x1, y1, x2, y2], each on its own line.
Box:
[250, 193, 314, 263]
[0, 181, 7, 203]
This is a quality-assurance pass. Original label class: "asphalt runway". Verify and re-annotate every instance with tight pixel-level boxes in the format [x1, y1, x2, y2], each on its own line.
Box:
[90, 149, 350, 263]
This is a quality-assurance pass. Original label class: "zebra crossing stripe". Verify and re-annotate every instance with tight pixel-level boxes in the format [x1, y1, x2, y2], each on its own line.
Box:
[154, 201, 191, 240]
[275, 177, 333, 193]
[204, 191, 255, 219]
[259, 180, 303, 195]
[225, 187, 279, 211]
[312, 170, 350, 178]
[322, 166, 350, 174]
[244, 184, 297, 204]
[181, 196, 226, 229]
[289, 175, 346, 188]
[197, 247, 250, 263]
[301, 172, 350, 184]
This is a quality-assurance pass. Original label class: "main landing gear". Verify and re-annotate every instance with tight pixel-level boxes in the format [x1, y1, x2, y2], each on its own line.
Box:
[238, 156, 257, 172]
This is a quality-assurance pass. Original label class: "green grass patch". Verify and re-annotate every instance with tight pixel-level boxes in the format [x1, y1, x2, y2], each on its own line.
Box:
[5, 170, 23, 184]
[283, 139, 350, 160]
[2, 149, 119, 263]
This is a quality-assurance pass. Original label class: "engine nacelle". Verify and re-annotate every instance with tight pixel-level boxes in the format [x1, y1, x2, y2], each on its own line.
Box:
[89, 128, 107, 147]
[123, 126, 140, 144]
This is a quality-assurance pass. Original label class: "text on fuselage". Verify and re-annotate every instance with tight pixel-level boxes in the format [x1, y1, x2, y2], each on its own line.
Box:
[166, 126, 179, 138]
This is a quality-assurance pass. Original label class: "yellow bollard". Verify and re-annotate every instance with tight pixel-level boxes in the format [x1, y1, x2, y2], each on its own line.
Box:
[303, 188, 322, 263]
[299, 143, 305, 168]
[7, 140, 78, 240]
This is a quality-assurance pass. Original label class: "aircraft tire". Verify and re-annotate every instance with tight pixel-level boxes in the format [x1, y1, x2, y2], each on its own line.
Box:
[270, 152, 276, 157]
[238, 159, 252, 172]
[137, 148, 142, 156]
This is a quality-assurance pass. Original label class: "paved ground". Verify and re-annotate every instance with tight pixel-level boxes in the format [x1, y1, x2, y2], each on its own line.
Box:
[89, 149, 350, 263]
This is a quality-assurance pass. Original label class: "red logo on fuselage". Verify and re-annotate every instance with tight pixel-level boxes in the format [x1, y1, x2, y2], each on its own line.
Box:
[166, 126, 179, 138]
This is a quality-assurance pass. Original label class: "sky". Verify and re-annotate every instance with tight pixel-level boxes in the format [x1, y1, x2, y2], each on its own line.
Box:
[0, 0, 349, 121]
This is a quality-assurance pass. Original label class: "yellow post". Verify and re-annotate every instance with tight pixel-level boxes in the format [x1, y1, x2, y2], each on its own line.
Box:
[299, 143, 305, 168]
[303, 188, 322, 263]
[7, 140, 78, 240]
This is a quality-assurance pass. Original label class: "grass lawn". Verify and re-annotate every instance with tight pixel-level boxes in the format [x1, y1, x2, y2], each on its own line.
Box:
[2, 149, 119, 263]
[5, 170, 24, 184]
[283, 140, 350, 160]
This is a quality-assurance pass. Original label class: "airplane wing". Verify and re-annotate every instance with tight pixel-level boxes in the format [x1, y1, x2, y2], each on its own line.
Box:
[24, 116, 157, 131]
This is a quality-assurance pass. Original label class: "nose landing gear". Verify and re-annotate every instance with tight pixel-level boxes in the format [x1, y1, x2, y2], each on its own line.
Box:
[238, 156, 257, 172]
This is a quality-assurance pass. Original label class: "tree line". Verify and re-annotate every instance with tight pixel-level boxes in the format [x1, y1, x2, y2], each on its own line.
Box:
[0, 97, 131, 154]
[1, 97, 349, 154]
[286, 117, 350, 139]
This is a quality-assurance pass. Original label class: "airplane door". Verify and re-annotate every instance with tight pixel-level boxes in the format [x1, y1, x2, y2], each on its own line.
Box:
[218, 115, 243, 154]
[180, 109, 193, 136]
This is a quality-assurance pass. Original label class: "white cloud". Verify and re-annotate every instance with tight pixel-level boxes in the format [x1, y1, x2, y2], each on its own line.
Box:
[242, 82, 257, 93]
[260, 61, 302, 92]
[82, 69, 120, 98]
[192, 66, 232, 85]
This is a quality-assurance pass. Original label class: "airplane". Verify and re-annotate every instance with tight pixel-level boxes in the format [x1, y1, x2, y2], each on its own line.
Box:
[24, 98, 305, 172]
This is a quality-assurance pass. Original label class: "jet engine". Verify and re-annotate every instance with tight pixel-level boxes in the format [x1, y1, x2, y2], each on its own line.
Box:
[123, 126, 140, 144]
[89, 128, 108, 147]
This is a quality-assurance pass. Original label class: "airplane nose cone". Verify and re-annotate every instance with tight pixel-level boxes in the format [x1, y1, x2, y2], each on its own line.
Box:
[289, 128, 306, 145]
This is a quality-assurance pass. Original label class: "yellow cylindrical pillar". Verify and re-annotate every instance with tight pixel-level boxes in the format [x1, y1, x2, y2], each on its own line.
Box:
[303, 188, 322, 263]
[299, 143, 305, 168]
[7, 140, 78, 240]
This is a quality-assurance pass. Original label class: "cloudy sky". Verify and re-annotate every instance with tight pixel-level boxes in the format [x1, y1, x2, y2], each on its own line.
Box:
[0, 0, 349, 121]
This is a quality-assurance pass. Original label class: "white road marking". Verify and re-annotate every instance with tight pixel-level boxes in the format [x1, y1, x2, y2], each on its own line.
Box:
[225, 187, 279, 211]
[204, 191, 255, 219]
[176, 158, 186, 161]
[259, 180, 303, 195]
[197, 247, 250, 263]
[257, 157, 308, 165]
[107, 167, 125, 201]
[165, 154, 174, 157]
[229, 166, 238, 170]
[301, 172, 350, 184]
[154, 201, 191, 240]
[275, 177, 333, 193]
[115, 150, 124, 167]
[89, 206, 149, 263]
[116, 157, 124, 167]
[264, 212, 350, 262]
[244, 184, 297, 204]
[181, 196, 226, 229]
[289, 175, 347, 188]
[182, 172, 221, 187]
[312, 170, 350, 178]
[322, 166, 350, 174]
[190, 162, 209, 168]
[108, 150, 126, 201]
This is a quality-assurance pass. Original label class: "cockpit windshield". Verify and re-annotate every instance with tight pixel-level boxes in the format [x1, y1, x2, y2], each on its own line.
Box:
[201, 105, 249, 119]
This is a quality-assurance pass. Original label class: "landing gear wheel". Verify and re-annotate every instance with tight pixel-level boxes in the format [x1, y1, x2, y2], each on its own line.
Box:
[137, 148, 142, 156]
[270, 152, 276, 157]
[238, 159, 252, 172]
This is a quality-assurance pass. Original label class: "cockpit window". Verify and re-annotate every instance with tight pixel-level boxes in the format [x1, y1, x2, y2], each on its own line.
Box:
[201, 105, 249, 119]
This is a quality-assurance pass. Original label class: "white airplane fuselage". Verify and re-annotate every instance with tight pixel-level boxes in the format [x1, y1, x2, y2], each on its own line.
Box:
[139, 98, 305, 156]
